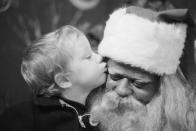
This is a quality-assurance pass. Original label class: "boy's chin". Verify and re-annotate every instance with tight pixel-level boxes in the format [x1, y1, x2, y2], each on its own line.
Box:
[101, 73, 107, 82]
[96, 75, 107, 87]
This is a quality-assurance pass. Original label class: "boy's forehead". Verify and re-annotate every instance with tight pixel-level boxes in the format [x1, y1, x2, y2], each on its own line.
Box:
[73, 35, 91, 51]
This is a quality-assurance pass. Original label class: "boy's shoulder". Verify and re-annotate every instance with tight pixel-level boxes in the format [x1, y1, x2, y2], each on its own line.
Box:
[34, 96, 86, 114]
[0, 97, 91, 131]
[0, 99, 34, 131]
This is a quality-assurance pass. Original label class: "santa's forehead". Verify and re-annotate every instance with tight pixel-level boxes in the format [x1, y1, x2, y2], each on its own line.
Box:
[107, 59, 153, 80]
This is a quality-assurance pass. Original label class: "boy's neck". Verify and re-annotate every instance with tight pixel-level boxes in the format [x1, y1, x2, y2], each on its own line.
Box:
[61, 88, 89, 105]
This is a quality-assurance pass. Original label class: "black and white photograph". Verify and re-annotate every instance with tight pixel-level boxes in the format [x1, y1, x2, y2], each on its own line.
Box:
[0, 0, 196, 131]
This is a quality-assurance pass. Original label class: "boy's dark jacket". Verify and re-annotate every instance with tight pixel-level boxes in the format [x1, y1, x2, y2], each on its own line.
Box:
[0, 96, 99, 131]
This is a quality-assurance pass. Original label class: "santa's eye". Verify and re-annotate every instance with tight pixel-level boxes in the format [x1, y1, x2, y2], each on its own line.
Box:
[110, 74, 123, 81]
[133, 81, 149, 89]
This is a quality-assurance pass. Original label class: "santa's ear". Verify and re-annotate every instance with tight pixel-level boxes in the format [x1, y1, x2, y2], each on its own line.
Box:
[54, 73, 72, 89]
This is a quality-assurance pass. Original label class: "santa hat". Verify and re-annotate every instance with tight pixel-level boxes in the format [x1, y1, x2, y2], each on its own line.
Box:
[98, 6, 191, 75]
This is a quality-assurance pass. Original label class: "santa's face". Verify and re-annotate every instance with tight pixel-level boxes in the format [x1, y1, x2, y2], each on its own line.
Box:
[89, 60, 161, 131]
[106, 60, 159, 104]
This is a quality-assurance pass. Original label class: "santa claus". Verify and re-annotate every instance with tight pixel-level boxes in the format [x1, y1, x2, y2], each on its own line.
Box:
[86, 6, 196, 131]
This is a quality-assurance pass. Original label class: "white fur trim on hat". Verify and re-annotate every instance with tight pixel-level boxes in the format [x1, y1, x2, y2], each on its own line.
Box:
[98, 8, 187, 75]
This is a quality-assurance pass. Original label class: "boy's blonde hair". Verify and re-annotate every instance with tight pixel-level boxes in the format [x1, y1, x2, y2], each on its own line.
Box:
[21, 25, 83, 97]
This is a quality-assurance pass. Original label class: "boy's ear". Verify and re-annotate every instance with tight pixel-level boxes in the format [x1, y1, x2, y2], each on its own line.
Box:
[54, 73, 72, 89]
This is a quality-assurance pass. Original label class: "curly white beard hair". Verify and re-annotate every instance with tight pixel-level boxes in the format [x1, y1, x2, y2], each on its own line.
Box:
[89, 68, 196, 131]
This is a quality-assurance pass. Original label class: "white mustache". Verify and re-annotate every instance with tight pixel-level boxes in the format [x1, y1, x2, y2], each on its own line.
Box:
[100, 91, 143, 112]
[90, 91, 144, 124]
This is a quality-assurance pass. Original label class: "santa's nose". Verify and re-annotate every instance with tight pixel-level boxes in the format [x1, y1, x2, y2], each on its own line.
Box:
[114, 78, 132, 97]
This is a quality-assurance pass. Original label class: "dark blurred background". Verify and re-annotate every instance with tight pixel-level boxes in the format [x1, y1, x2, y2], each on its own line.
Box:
[0, 0, 196, 114]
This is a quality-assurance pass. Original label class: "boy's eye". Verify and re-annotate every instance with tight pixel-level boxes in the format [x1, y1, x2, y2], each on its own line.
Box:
[86, 55, 92, 59]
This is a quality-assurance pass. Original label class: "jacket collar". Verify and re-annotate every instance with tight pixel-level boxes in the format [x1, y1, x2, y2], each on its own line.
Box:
[33, 96, 60, 107]
[33, 96, 86, 114]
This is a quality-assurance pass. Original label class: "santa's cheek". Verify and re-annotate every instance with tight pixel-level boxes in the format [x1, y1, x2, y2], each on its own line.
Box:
[133, 86, 156, 103]
[106, 76, 117, 90]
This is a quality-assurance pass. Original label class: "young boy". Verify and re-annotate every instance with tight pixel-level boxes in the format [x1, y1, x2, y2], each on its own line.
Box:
[0, 25, 106, 131]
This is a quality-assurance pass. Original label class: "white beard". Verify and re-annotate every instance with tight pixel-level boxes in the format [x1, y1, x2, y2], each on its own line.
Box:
[89, 70, 196, 131]
[90, 90, 164, 131]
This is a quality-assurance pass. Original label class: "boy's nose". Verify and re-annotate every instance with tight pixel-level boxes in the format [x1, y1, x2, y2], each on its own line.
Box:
[94, 53, 103, 63]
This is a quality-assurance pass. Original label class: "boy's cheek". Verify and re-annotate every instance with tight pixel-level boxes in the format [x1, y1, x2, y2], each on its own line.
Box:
[97, 74, 107, 87]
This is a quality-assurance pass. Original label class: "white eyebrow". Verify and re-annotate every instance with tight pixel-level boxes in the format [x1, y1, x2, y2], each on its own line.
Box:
[108, 67, 121, 74]
[108, 67, 153, 83]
